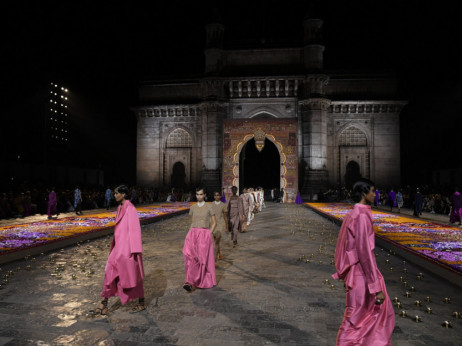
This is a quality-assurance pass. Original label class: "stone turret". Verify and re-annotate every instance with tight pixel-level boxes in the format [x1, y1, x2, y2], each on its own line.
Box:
[303, 8, 324, 71]
[204, 9, 225, 75]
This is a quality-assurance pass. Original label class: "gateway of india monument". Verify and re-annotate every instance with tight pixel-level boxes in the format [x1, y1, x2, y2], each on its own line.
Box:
[133, 10, 406, 202]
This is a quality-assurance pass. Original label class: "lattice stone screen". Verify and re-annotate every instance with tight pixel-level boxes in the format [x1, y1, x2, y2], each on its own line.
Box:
[166, 128, 192, 147]
[339, 126, 367, 146]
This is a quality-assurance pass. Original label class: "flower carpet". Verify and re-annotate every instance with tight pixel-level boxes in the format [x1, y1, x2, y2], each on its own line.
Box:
[0, 203, 192, 257]
[306, 203, 462, 276]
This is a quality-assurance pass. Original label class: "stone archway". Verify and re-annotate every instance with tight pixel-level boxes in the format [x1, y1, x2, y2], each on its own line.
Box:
[345, 160, 361, 189]
[222, 118, 298, 203]
[171, 161, 186, 188]
[239, 138, 280, 191]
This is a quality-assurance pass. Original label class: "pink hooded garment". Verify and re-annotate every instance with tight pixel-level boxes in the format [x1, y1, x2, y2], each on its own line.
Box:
[101, 200, 145, 304]
[332, 203, 395, 346]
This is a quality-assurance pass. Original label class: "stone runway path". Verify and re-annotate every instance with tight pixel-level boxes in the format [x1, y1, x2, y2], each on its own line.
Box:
[0, 203, 461, 345]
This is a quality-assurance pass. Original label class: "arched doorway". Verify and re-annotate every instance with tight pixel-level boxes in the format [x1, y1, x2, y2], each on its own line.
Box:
[239, 138, 280, 191]
[345, 160, 361, 189]
[171, 162, 186, 188]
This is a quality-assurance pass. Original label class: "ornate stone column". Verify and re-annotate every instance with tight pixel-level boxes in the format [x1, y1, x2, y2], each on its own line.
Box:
[200, 100, 226, 193]
[299, 98, 331, 195]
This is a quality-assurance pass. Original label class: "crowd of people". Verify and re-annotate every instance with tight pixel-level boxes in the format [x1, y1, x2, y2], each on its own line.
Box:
[371, 187, 452, 215]
[322, 185, 457, 217]
[0, 186, 196, 220]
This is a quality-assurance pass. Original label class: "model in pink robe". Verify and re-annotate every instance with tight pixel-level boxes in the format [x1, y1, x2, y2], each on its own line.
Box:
[101, 200, 145, 304]
[332, 204, 395, 346]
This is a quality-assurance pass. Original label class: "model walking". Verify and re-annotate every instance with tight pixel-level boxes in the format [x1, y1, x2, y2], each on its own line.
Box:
[332, 179, 395, 345]
[91, 185, 145, 315]
[183, 187, 217, 292]
[210, 191, 229, 265]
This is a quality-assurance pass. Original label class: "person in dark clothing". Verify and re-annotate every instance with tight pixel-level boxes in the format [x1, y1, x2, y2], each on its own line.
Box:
[413, 188, 423, 217]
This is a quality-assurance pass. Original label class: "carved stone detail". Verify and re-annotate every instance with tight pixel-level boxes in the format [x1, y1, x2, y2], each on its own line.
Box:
[327, 101, 407, 114]
[136, 105, 202, 118]
[227, 78, 302, 98]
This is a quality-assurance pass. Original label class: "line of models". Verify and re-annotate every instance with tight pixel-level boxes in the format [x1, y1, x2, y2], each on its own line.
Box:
[90, 182, 394, 345]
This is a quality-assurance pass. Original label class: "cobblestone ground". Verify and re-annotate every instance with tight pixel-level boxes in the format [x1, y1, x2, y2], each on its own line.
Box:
[0, 203, 461, 345]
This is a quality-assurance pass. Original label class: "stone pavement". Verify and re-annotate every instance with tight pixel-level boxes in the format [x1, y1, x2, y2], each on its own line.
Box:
[0, 203, 461, 345]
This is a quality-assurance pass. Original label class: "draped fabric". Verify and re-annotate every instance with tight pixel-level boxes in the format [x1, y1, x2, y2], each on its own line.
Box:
[228, 197, 240, 232]
[295, 192, 303, 204]
[387, 191, 397, 207]
[332, 204, 395, 345]
[228, 196, 240, 242]
[450, 191, 462, 224]
[238, 194, 248, 228]
[101, 200, 145, 304]
[183, 227, 216, 288]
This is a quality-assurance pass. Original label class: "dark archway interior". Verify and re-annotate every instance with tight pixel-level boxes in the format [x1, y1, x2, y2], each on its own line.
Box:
[171, 161, 186, 188]
[239, 138, 280, 191]
[345, 160, 361, 190]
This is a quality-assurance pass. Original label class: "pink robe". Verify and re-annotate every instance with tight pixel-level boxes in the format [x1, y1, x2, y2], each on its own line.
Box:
[101, 200, 145, 304]
[332, 204, 395, 346]
[183, 228, 216, 288]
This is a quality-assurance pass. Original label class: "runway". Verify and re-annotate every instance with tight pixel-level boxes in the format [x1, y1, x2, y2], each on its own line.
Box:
[0, 202, 461, 345]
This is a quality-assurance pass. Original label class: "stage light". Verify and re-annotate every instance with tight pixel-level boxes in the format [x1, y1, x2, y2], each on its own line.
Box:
[64, 97, 67, 100]
[64, 89, 68, 92]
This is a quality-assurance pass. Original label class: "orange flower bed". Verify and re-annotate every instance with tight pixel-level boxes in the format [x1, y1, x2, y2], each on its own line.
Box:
[307, 203, 462, 275]
[0, 203, 192, 256]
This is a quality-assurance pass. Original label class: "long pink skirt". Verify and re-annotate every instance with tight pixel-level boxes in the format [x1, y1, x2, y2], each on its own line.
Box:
[183, 227, 216, 288]
[337, 273, 395, 345]
[101, 265, 144, 305]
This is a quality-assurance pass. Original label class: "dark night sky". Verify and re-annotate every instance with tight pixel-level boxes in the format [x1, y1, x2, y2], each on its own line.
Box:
[2, 0, 461, 187]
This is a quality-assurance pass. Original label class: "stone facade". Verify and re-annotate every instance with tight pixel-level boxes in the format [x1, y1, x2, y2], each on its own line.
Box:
[133, 13, 406, 197]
